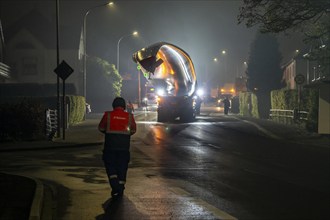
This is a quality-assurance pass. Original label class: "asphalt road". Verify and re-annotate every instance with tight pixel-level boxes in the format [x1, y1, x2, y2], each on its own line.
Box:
[0, 108, 329, 219]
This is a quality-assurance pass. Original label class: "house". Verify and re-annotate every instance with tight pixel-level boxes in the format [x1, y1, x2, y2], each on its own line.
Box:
[281, 51, 330, 134]
[0, 19, 11, 83]
[281, 54, 313, 89]
[3, 9, 82, 95]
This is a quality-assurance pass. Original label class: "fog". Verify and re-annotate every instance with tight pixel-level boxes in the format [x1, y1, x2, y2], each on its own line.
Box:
[1, 0, 305, 87]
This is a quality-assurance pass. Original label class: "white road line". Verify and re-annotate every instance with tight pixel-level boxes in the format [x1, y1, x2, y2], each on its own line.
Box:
[195, 199, 238, 220]
[170, 187, 238, 220]
[241, 119, 281, 140]
[136, 121, 158, 124]
[207, 143, 223, 149]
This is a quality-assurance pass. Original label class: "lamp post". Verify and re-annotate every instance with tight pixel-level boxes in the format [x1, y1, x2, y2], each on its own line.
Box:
[83, 2, 114, 103]
[243, 61, 247, 76]
[117, 31, 138, 74]
[212, 57, 220, 98]
[221, 49, 227, 82]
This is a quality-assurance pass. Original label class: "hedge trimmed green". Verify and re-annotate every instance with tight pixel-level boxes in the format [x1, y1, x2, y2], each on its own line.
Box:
[66, 95, 85, 125]
[251, 93, 260, 118]
[271, 88, 319, 131]
[239, 92, 259, 118]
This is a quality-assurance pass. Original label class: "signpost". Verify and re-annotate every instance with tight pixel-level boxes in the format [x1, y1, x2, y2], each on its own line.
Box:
[294, 74, 305, 85]
[54, 60, 74, 140]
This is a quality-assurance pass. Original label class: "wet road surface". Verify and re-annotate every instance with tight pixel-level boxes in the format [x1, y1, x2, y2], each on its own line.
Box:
[0, 108, 329, 219]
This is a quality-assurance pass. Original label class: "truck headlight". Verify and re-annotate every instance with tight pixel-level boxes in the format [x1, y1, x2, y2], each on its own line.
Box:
[196, 89, 204, 96]
[156, 88, 165, 96]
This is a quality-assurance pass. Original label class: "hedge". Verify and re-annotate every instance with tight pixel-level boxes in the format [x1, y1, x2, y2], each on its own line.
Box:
[0, 99, 45, 141]
[0, 95, 86, 141]
[271, 88, 319, 131]
[66, 95, 85, 125]
[239, 92, 259, 118]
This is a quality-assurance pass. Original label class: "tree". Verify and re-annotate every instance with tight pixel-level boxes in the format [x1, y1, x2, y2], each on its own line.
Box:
[238, 0, 330, 74]
[246, 32, 283, 118]
[87, 56, 122, 112]
[247, 32, 282, 92]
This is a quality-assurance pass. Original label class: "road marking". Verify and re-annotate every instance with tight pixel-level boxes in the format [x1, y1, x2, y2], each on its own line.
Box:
[136, 121, 158, 124]
[170, 187, 238, 220]
[195, 199, 238, 220]
[207, 143, 223, 149]
[240, 119, 281, 140]
[170, 187, 192, 196]
[136, 121, 216, 125]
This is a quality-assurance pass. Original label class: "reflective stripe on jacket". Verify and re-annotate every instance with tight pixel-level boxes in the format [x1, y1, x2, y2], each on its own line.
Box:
[98, 107, 136, 151]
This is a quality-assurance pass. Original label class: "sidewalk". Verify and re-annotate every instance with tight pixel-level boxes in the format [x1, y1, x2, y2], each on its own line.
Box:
[232, 115, 330, 148]
[0, 118, 103, 152]
[0, 113, 329, 219]
[201, 108, 329, 148]
[0, 118, 103, 220]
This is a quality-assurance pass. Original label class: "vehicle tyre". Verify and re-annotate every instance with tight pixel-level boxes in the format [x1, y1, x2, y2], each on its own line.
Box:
[180, 108, 194, 122]
[157, 110, 168, 122]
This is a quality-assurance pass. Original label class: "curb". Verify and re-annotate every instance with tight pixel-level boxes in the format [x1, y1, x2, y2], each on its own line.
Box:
[0, 142, 103, 153]
[29, 178, 44, 220]
[1, 172, 44, 220]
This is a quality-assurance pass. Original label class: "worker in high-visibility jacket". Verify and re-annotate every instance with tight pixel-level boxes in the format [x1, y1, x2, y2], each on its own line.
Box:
[98, 97, 136, 198]
[126, 100, 134, 114]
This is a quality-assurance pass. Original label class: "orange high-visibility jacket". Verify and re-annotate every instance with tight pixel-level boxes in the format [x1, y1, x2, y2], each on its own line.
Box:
[98, 107, 136, 150]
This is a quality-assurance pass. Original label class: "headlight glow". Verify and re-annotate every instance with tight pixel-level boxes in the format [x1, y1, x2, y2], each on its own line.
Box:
[156, 88, 165, 96]
[196, 89, 204, 96]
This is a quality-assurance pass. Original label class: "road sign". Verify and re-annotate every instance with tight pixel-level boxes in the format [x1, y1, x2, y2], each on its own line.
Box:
[54, 60, 74, 81]
[294, 74, 305, 85]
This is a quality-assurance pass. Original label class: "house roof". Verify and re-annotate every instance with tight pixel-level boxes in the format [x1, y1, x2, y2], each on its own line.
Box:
[0, 19, 5, 62]
[4, 8, 79, 50]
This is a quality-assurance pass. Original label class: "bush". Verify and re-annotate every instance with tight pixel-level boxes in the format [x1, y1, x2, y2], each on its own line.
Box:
[270, 88, 319, 131]
[239, 92, 251, 116]
[0, 95, 86, 141]
[251, 93, 260, 118]
[0, 99, 45, 141]
[239, 92, 259, 118]
[67, 95, 85, 125]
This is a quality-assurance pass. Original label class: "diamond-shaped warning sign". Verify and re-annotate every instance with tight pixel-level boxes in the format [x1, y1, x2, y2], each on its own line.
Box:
[54, 60, 74, 81]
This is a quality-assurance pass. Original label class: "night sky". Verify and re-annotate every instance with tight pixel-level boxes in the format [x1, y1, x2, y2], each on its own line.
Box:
[0, 0, 306, 86]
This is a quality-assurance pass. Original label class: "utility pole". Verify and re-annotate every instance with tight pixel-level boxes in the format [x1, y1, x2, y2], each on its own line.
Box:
[55, 0, 61, 138]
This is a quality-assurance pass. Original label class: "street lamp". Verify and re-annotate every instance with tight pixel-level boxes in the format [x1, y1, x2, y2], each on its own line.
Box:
[117, 31, 138, 74]
[83, 2, 114, 103]
[221, 49, 227, 82]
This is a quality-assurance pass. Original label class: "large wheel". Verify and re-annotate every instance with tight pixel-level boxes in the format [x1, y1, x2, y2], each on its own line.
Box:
[157, 110, 168, 122]
[180, 107, 195, 122]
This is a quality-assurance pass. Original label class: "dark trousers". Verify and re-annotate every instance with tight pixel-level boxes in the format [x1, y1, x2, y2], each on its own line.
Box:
[224, 106, 229, 115]
[103, 150, 130, 194]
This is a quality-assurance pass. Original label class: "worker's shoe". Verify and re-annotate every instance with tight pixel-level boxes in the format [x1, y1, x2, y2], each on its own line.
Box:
[111, 190, 123, 199]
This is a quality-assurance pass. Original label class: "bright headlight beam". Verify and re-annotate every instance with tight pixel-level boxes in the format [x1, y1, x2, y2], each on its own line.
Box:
[197, 89, 204, 96]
